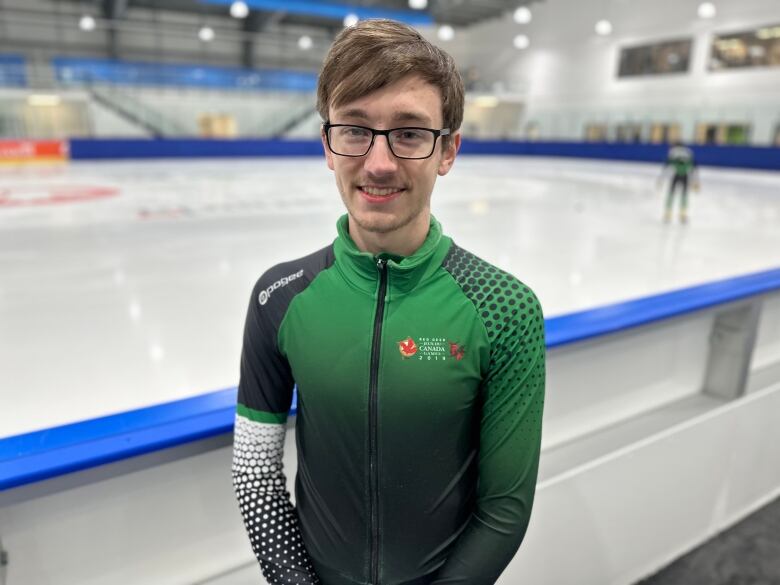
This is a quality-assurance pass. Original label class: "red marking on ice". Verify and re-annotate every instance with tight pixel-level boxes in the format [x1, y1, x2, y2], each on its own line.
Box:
[0, 185, 119, 207]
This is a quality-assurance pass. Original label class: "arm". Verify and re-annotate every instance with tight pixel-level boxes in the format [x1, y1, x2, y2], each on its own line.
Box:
[431, 290, 546, 585]
[232, 278, 319, 584]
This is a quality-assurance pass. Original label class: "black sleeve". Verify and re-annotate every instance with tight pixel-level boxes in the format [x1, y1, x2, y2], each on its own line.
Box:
[232, 246, 333, 584]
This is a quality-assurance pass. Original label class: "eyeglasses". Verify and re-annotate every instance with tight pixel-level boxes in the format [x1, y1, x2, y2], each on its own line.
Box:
[323, 123, 450, 160]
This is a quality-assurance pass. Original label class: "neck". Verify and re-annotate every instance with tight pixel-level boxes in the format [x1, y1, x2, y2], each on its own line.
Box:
[348, 211, 430, 257]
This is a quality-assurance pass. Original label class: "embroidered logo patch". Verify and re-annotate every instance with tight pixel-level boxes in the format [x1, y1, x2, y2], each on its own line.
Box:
[449, 342, 466, 361]
[398, 337, 418, 358]
[400, 337, 464, 362]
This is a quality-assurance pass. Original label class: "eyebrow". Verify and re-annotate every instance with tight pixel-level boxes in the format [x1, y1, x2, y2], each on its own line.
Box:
[334, 108, 434, 127]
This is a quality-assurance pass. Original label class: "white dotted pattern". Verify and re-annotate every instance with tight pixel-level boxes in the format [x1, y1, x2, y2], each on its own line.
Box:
[232, 415, 320, 584]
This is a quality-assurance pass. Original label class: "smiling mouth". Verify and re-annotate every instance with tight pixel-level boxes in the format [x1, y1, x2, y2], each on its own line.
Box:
[359, 185, 405, 203]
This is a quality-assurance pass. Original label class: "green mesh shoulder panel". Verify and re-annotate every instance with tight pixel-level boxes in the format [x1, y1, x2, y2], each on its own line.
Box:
[436, 243, 546, 582]
[441, 243, 543, 351]
[441, 242, 545, 467]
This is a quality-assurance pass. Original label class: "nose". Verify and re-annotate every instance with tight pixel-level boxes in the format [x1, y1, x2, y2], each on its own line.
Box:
[363, 135, 398, 176]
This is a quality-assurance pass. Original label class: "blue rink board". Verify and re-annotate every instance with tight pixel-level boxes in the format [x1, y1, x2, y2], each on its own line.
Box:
[2, 267, 780, 491]
[68, 139, 780, 171]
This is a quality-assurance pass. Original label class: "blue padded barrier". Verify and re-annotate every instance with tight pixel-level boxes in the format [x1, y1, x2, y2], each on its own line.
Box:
[546, 267, 780, 347]
[69, 138, 324, 159]
[458, 141, 780, 171]
[2, 267, 779, 490]
[68, 139, 780, 172]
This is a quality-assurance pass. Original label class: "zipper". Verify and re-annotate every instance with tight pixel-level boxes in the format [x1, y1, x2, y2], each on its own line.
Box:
[369, 257, 388, 585]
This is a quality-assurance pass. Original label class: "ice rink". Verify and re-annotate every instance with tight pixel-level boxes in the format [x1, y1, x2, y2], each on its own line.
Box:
[2, 155, 780, 438]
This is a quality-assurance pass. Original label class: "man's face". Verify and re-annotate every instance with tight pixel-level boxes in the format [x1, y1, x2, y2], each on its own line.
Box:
[322, 74, 460, 236]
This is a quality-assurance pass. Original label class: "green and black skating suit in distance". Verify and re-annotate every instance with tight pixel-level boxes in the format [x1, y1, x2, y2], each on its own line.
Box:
[232, 214, 546, 585]
[666, 145, 696, 179]
[664, 145, 698, 213]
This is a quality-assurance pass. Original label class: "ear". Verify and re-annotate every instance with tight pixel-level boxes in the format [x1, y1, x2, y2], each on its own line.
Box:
[437, 132, 461, 176]
[321, 126, 335, 171]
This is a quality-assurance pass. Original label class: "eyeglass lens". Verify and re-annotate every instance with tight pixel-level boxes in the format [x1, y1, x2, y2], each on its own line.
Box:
[328, 126, 436, 159]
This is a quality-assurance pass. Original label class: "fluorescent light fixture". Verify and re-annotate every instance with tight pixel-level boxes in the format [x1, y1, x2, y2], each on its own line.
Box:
[513, 7, 532, 24]
[79, 14, 96, 31]
[513, 34, 530, 49]
[409, 0, 428, 9]
[438, 25, 454, 41]
[595, 19, 612, 36]
[474, 96, 499, 108]
[28, 94, 61, 107]
[298, 35, 313, 50]
[230, 1, 249, 19]
[199, 26, 215, 42]
[698, 2, 716, 19]
[344, 13, 359, 27]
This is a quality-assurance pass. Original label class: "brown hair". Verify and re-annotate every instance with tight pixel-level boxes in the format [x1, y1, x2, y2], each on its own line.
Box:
[317, 19, 464, 147]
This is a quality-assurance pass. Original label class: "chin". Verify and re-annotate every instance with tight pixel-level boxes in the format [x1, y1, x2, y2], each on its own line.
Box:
[352, 209, 408, 234]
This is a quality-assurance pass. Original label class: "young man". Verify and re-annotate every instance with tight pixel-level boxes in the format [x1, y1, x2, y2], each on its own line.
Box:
[658, 141, 700, 224]
[233, 19, 546, 585]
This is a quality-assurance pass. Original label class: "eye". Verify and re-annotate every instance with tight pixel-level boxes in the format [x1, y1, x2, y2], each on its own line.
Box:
[341, 126, 371, 138]
[395, 129, 425, 141]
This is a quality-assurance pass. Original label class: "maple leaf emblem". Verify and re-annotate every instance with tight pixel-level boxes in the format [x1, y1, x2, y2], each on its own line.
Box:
[398, 337, 418, 358]
[449, 341, 465, 361]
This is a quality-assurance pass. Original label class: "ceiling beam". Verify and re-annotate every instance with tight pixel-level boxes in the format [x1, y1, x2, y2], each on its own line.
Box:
[101, 0, 129, 59]
[241, 10, 272, 69]
[201, 0, 433, 26]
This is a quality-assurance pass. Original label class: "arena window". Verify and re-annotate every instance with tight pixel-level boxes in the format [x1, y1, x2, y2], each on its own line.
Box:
[618, 39, 692, 78]
[710, 24, 780, 70]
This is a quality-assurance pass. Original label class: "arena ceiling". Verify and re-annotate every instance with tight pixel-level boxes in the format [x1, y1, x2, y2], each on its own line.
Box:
[85, 0, 543, 30]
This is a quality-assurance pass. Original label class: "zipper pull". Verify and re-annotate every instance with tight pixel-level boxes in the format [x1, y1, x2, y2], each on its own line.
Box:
[376, 258, 387, 271]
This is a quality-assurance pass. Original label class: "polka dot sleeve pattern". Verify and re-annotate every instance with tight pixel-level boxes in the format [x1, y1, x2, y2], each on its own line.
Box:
[232, 416, 320, 584]
[433, 244, 546, 585]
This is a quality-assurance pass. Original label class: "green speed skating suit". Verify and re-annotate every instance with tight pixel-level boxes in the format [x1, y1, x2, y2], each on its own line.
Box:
[664, 145, 698, 217]
[233, 214, 546, 585]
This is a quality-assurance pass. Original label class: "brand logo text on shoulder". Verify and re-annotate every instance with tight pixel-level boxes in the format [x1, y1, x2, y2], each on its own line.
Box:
[258, 269, 305, 305]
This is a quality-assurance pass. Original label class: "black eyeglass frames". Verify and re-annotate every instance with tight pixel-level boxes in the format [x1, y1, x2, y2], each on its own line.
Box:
[323, 123, 450, 160]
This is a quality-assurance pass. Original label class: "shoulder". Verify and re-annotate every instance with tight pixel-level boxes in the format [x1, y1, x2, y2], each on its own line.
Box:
[251, 244, 335, 310]
[441, 242, 543, 341]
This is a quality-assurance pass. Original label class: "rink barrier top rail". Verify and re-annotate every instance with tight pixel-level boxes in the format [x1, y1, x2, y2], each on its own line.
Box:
[2, 266, 780, 491]
[64, 139, 780, 172]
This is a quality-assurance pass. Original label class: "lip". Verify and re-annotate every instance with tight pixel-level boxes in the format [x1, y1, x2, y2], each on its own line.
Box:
[358, 186, 405, 204]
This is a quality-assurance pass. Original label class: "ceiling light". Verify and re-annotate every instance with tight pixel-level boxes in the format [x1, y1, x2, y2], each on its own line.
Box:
[438, 25, 454, 41]
[595, 20, 613, 36]
[230, 1, 249, 19]
[198, 26, 215, 42]
[513, 7, 532, 24]
[698, 2, 716, 19]
[409, 0, 428, 9]
[149, 344, 164, 362]
[344, 13, 359, 27]
[298, 35, 313, 50]
[514, 34, 530, 49]
[79, 14, 96, 31]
